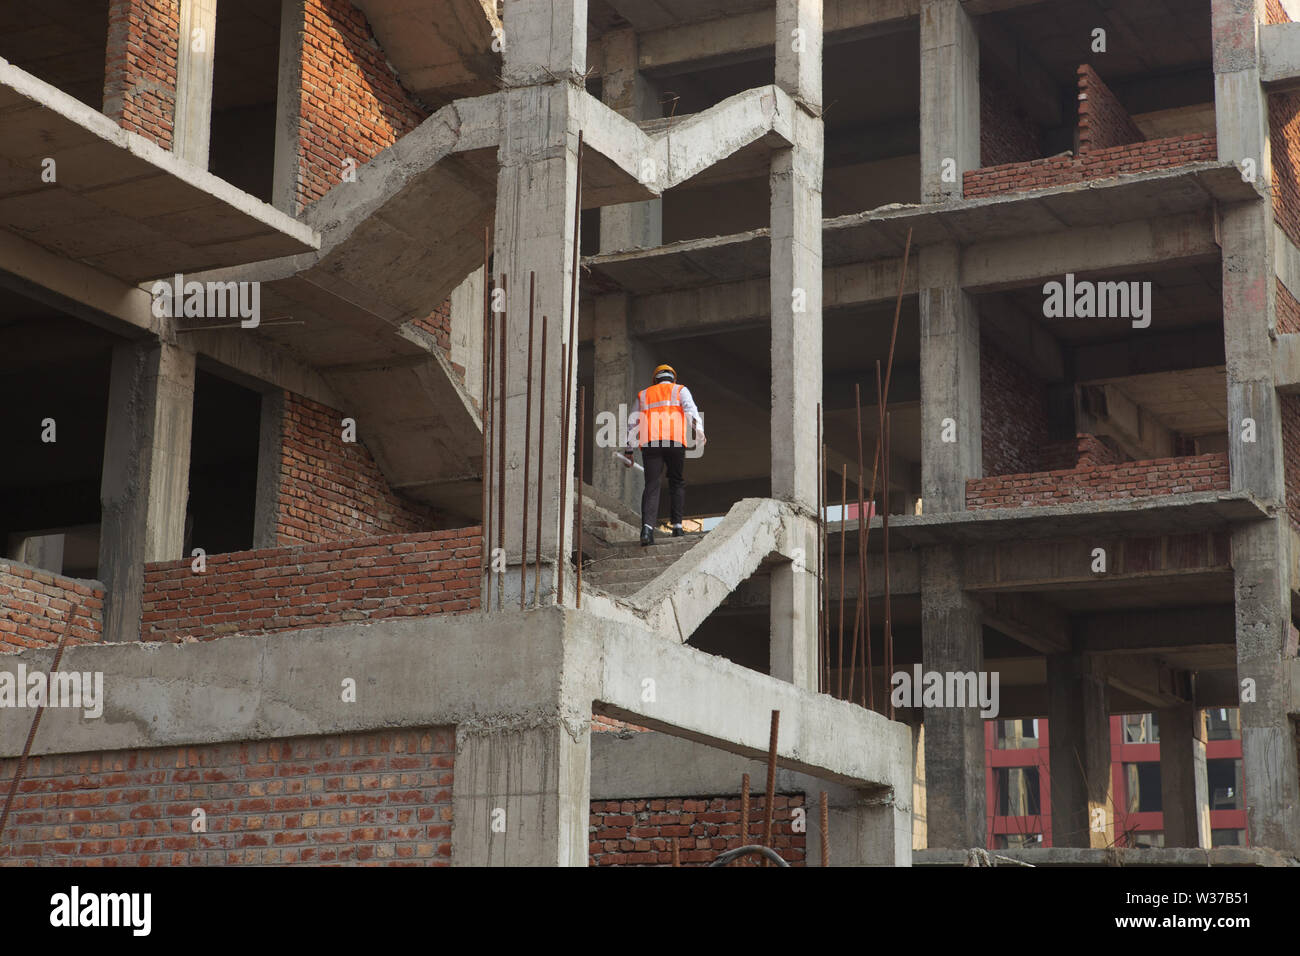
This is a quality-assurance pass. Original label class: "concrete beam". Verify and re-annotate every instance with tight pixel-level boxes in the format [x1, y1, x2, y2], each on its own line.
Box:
[1077, 383, 1176, 461]
[1096, 654, 1192, 708]
[975, 592, 1069, 655]
[1259, 21, 1300, 89]
[1076, 606, 1235, 653]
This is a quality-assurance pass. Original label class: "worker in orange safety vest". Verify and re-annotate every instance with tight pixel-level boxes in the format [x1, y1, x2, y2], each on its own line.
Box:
[622, 364, 705, 546]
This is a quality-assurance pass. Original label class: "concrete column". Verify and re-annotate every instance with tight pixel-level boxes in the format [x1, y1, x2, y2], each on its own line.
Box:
[173, 0, 219, 167]
[770, 0, 823, 693]
[592, 295, 648, 515]
[252, 390, 285, 549]
[920, 544, 986, 848]
[769, 512, 819, 691]
[272, 0, 306, 214]
[919, 242, 980, 513]
[1159, 704, 1211, 848]
[99, 340, 196, 644]
[811, 793, 912, 866]
[450, 267, 486, 403]
[451, 718, 591, 866]
[489, 0, 586, 607]
[920, 0, 980, 203]
[1213, 0, 1300, 853]
[1047, 654, 1113, 848]
[599, 28, 662, 253]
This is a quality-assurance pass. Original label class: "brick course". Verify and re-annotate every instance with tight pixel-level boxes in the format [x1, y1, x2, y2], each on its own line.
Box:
[981, 69, 1041, 168]
[966, 453, 1229, 510]
[140, 528, 480, 642]
[293, 0, 429, 211]
[276, 393, 436, 546]
[981, 335, 1050, 477]
[1076, 64, 1144, 154]
[1279, 279, 1300, 334]
[0, 563, 103, 654]
[1269, 89, 1300, 249]
[589, 795, 806, 866]
[1283, 394, 1300, 534]
[0, 728, 454, 866]
[103, 0, 180, 149]
[1039, 433, 1127, 472]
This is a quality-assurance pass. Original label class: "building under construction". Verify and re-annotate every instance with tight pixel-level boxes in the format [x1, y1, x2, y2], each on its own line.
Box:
[1, 0, 1298, 867]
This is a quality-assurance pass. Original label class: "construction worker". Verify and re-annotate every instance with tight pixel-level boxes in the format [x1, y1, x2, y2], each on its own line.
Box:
[623, 364, 705, 546]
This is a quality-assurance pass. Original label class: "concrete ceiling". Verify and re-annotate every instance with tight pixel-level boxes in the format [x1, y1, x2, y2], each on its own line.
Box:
[0, 63, 318, 284]
[1086, 366, 1228, 436]
[354, 0, 500, 107]
[0, 1, 109, 110]
[602, 0, 773, 33]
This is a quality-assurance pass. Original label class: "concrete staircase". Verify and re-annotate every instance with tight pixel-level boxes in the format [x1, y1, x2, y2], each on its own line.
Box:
[583, 533, 708, 599]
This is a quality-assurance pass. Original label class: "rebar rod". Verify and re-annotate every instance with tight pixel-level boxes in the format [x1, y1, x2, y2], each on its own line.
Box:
[480, 227, 492, 611]
[837, 466, 847, 700]
[520, 273, 535, 609]
[762, 710, 779, 864]
[534, 316, 548, 604]
[815, 405, 824, 694]
[740, 772, 751, 862]
[496, 273, 508, 612]
[848, 383, 865, 703]
[819, 791, 829, 867]
[884, 410, 894, 721]
[555, 131, 585, 605]
[576, 385, 585, 608]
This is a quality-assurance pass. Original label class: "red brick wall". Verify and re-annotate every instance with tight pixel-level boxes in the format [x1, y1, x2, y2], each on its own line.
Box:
[276, 393, 436, 546]
[981, 70, 1042, 168]
[0, 728, 454, 865]
[1282, 395, 1300, 534]
[0, 563, 103, 654]
[966, 452, 1229, 509]
[1076, 64, 1144, 154]
[589, 794, 806, 866]
[140, 528, 479, 642]
[981, 335, 1050, 477]
[293, 0, 429, 211]
[1268, 0, 1289, 25]
[1269, 91, 1300, 249]
[1039, 433, 1127, 472]
[1279, 280, 1300, 334]
[103, 0, 180, 149]
[964, 133, 1217, 198]
[412, 300, 452, 354]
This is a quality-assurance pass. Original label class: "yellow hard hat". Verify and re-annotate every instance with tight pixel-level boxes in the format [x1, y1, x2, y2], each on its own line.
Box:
[653, 364, 676, 382]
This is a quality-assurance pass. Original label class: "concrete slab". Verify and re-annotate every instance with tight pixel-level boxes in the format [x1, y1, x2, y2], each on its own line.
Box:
[0, 59, 318, 284]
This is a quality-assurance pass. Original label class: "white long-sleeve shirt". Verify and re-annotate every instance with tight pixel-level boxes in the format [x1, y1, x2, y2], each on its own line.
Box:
[626, 384, 704, 448]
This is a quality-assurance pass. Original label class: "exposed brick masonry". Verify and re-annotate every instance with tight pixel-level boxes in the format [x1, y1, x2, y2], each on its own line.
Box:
[295, 0, 429, 211]
[277, 393, 436, 546]
[1076, 64, 1144, 153]
[981, 69, 1042, 167]
[0, 563, 103, 654]
[1269, 89, 1300, 249]
[966, 64, 1215, 198]
[103, 0, 180, 149]
[141, 528, 479, 642]
[981, 335, 1050, 477]
[1279, 279, 1300, 334]
[966, 452, 1229, 510]
[1282, 395, 1300, 534]
[0, 728, 454, 866]
[1039, 433, 1127, 472]
[589, 795, 806, 866]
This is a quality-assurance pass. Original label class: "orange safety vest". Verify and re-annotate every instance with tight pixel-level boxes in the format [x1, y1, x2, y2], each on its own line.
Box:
[637, 382, 686, 446]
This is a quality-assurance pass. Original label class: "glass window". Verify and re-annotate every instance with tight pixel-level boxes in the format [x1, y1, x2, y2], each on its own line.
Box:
[995, 766, 1042, 817]
[1124, 762, 1162, 813]
[1205, 708, 1241, 741]
[1208, 758, 1244, 811]
[995, 718, 1040, 749]
[1211, 829, 1244, 847]
[1123, 713, 1159, 744]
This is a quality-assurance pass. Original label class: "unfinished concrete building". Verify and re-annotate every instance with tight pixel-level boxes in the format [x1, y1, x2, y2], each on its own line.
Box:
[1, 0, 1298, 867]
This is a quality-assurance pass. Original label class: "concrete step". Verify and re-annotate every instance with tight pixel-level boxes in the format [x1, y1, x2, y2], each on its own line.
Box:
[583, 532, 707, 599]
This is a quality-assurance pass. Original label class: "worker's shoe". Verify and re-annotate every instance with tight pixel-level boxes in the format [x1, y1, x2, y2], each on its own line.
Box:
[672, 525, 684, 537]
[640, 525, 655, 547]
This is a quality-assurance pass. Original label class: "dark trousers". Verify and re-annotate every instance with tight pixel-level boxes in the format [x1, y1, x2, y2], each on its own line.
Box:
[641, 444, 686, 528]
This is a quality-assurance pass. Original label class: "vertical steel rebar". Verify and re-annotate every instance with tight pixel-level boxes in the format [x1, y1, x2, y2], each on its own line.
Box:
[820, 440, 829, 695]
[740, 772, 751, 854]
[496, 273, 508, 612]
[815, 405, 824, 694]
[576, 385, 585, 608]
[848, 383, 865, 703]
[534, 316, 548, 604]
[837, 466, 847, 700]
[671, 837, 680, 868]
[556, 131, 585, 605]
[480, 228, 492, 612]
[884, 410, 894, 721]
[819, 791, 829, 867]
[762, 709, 779, 864]
[520, 274, 536, 609]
